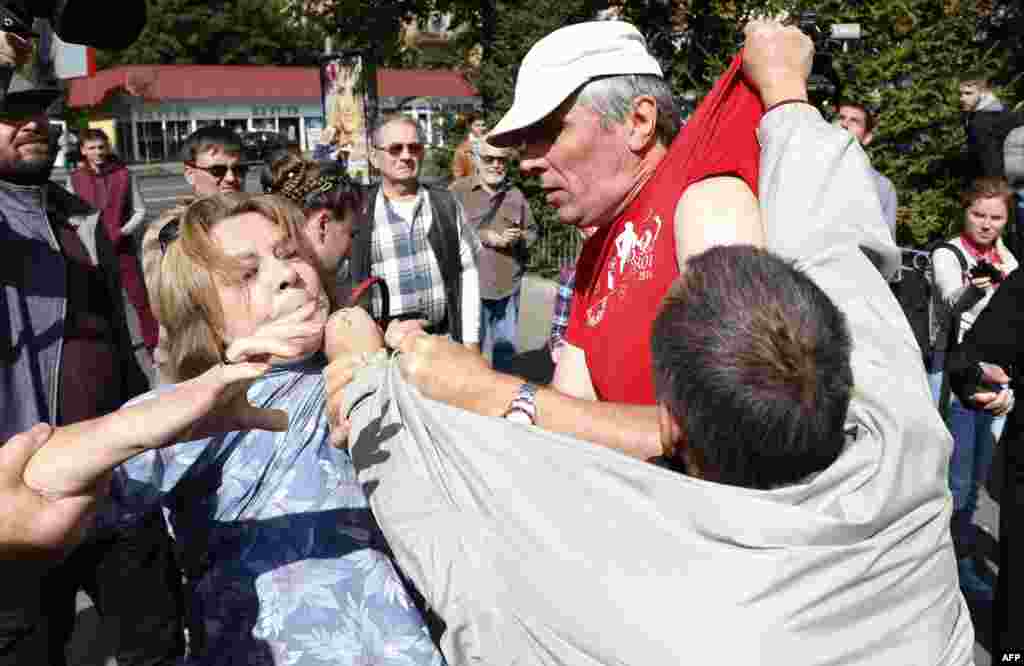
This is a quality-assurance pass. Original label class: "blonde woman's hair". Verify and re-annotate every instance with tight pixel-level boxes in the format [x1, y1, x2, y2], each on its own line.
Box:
[153, 193, 309, 381]
[961, 176, 1014, 211]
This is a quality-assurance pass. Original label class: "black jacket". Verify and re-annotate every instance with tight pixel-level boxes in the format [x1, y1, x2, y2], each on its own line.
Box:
[947, 267, 1024, 658]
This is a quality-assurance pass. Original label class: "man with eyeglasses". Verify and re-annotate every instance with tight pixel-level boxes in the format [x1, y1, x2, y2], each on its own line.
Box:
[181, 126, 248, 196]
[451, 138, 536, 371]
[67, 128, 159, 354]
[348, 114, 480, 348]
[142, 126, 249, 383]
[0, 38, 183, 666]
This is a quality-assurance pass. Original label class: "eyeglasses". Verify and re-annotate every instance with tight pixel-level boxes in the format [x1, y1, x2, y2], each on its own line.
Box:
[480, 155, 509, 165]
[374, 142, 425, 158]
[185, 161, 250, 182]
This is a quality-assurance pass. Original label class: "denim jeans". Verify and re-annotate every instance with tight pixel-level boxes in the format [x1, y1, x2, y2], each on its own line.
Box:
[481, 288, 521, 374]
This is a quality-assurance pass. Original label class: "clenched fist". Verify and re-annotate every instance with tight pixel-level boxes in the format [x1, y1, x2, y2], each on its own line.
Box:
[741, 19, 814, 108]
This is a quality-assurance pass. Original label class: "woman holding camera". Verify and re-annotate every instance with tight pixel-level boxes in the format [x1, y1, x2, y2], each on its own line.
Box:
[929, 176, 1018, 603]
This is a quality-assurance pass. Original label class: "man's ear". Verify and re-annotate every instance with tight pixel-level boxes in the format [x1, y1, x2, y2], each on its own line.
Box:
[657, 403, 684, 460]
[626, 95, 659, 153]
[316, 210, 330, 243]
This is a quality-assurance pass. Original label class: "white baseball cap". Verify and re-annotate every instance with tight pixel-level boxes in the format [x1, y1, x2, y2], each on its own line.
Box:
[488, 21, 663, 146]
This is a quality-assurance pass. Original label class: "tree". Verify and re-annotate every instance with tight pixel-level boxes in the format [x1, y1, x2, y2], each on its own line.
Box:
[661, 0, 1020, 247]
[96, 0, 325, 67]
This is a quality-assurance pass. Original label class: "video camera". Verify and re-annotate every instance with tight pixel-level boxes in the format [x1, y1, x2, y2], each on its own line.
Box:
[1, 0, 146, 50]
[796, 11, 862, 101]
[1, 0, 147, 113]
[970, 259, 1004, 284]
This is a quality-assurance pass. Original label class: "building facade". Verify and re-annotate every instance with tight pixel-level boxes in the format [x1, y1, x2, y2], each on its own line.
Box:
[66, 65, 481, 163]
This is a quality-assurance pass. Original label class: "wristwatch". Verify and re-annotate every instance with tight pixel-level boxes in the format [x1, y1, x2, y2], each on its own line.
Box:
[503, 382, 538, 425]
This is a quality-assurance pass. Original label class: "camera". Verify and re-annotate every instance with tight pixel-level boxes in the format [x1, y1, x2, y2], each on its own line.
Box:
[1, 0, 147, 113]
[796, 11, 863, 101]
[0, 1, 146, 50]
[970, 259, 1004, 283]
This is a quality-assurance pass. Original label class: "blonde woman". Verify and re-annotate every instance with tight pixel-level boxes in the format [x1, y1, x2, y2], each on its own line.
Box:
[100, 194, 444, 665]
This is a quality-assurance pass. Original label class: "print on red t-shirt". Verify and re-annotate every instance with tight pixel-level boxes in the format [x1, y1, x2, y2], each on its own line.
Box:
[564, 54, 763, 405]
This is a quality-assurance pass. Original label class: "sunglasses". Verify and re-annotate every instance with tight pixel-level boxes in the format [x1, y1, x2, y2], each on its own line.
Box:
[186, 161, 250, 182]
[157, 218, 181, 254]
[480, 155, 509, 165]
[375, 142, 425, 158]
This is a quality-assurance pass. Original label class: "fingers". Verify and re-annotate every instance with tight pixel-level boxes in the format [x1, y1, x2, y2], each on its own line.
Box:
[328, 418, 351, 449]
[325, 356, 358, 435]
[971, 391, 999, 406]
[979, 362, 1011, 385]
[384, 319, 428, 350]
[214, 361, 272, 384]
[224, 335, 306, 364]
[240, 406, 290, 432]
[325, 308, 385, 360]
[986, 389, 1014, 415]
[0, 424, 55, 484]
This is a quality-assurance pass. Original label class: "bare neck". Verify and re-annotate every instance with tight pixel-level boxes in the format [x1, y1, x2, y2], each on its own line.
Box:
[608, 143, 669, 222]
[382, 178, 419, 200]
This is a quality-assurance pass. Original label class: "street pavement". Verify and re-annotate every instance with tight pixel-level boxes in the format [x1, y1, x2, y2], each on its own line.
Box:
[64, 173, 999, 665]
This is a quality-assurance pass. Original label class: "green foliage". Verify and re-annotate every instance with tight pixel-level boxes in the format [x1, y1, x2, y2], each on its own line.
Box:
[665, 0, 1021, 248]
[96, 0, 325, 67]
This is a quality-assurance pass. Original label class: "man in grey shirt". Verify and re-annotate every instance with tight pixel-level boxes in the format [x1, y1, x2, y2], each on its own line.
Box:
[450, 139, 537, 371]
[836, 100, 898, 239]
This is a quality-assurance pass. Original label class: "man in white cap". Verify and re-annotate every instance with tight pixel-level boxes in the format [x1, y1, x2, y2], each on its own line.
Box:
[327, 20, 769, 459]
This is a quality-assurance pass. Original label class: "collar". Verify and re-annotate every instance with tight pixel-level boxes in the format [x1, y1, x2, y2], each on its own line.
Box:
[959, 233, 1004, 265]
[473, 176, 509, 195]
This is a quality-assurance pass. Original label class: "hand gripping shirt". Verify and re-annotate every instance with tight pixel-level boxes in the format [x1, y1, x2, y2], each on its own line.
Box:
[564, 56, 763, 404]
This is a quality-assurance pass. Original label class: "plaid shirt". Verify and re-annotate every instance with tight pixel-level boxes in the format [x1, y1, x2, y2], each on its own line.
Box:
[371, 187, 481, 340]
[549, 264, 576, 350]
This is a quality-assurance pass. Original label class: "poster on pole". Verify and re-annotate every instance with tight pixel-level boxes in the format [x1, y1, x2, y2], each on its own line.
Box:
[320, 51, 378, 183]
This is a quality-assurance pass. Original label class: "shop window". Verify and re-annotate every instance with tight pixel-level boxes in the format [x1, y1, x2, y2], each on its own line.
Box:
[165, 120, 192, 160]
[196, 119, 221, 128]
[137, 121, 165, 162]
[251, 117, 277, 132]
[224, 118, 247, 136]
[279, 117, 300, 144]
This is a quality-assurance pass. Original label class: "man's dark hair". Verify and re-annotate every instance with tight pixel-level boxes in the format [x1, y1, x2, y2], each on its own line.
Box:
[651, 245, 854, 490]
[180, 126, 243, 162]
[958, 71, 992, 90]
[836, 100, 875, 135]
[80, 128, 109, 145]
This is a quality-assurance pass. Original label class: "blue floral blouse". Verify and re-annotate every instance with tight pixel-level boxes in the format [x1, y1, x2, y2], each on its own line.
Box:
[110, 355, 445, 665]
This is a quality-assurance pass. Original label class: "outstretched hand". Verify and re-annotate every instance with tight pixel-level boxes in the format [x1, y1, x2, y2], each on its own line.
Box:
[23, 361, 289, 502]
[0, 424, 98, 562]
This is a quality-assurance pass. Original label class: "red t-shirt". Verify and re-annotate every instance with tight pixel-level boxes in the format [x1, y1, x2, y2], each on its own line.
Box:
[564, 55, 763, 404]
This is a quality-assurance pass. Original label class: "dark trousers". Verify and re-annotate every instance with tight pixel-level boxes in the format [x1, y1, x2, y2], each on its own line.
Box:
[3, 511, 185, 666]
[994, 443, 1022, 659]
